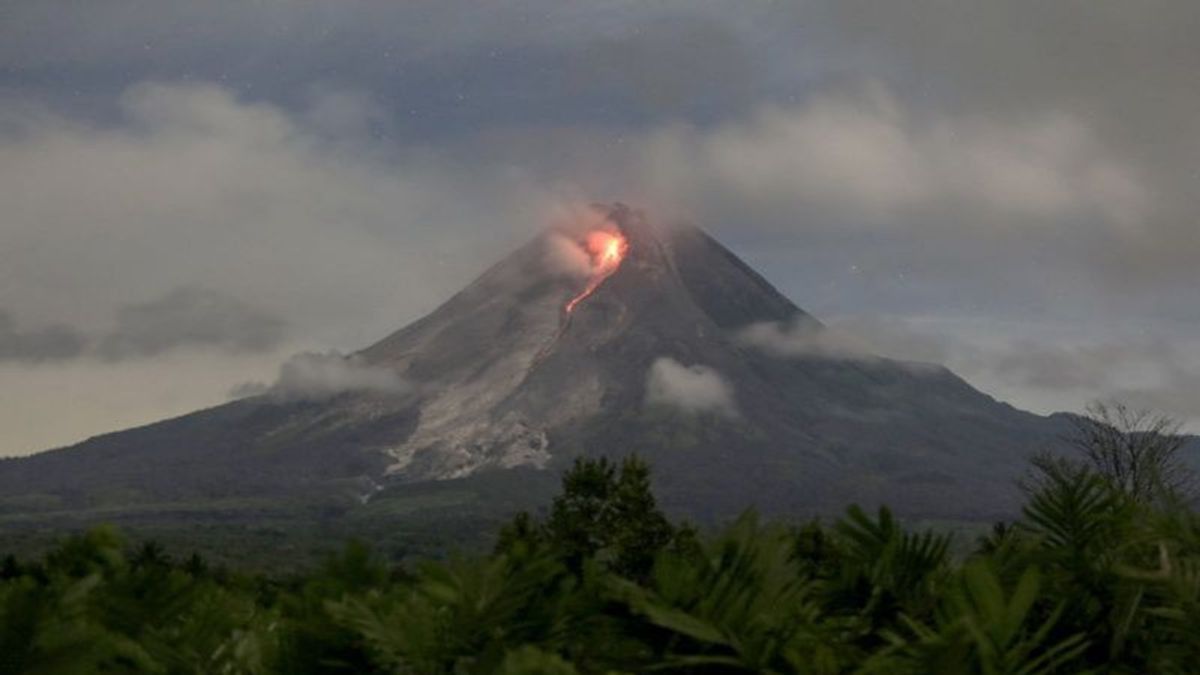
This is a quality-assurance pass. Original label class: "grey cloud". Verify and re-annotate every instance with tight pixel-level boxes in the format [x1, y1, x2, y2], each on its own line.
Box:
[1113, 371, 1200, 425]
[987, 341, 1174, 392]
[825, 316, 954, 365]
[981, 337, 1200, 427]
[0, 1, 782, 140]
[869, 322, 1200, 425]
[0, 82, 551, 350]
[485, 79, 1163, 324]
[99, 287, 285, 360]
[571, 14, 758, 115]
[827, 1, 1200, 130]
[739, 315, 1200, 427]
[639, 85, 1148, 237]
[227, 380, 270, 400]
[0, 310, 87, 362]
[823, 1, 1200, 286]
[645, 357, 736, 416]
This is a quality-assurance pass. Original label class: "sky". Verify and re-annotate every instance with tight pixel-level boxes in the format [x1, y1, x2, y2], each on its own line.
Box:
[2, 0, 1199, 455]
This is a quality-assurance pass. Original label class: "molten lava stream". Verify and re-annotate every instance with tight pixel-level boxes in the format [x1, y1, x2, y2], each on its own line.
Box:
[565, 230, 629, 313]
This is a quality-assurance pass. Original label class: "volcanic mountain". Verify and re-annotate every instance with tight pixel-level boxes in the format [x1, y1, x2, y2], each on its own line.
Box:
[0, 204, 1066, 534]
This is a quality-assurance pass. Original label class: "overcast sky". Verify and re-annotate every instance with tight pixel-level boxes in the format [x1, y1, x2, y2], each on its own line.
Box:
[2, 1, 1199, 455]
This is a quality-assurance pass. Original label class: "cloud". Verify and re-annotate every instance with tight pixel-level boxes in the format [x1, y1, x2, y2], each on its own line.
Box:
[0, 310, 87, 362]
[820, 1, 1200, 285]
[986, 341, 1172, 392]
[822, 315, 1200, 428]
[823, 316, 954, 365]
[0, 81, 553, 346]
[640, 85, 1147, 235]
[645, 357, 736, 416]
[485, 79, 1169, 322]
[1113, 371, 1200, 426]
[99, 287, 285, 359]
[737, 316, 957, 369]
[976, 336, 1200, 430]
[0, 81, 554, 453]
[738, 320, 875, 361]
[2, 288, 285, 363]
[242, 351, 409, 402]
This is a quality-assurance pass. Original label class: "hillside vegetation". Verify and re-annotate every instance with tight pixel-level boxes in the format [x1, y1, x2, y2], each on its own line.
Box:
[2, 406, 1198, 674]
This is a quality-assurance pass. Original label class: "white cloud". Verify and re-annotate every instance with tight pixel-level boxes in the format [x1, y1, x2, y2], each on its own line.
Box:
[645, 357, 736, 416]
[738, 320, 877, 361]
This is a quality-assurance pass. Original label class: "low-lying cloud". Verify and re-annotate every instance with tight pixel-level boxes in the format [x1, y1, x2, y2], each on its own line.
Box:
[237, 351, 409, 402]
[738, 320, 876, 361]
[645, 357, 736, 416]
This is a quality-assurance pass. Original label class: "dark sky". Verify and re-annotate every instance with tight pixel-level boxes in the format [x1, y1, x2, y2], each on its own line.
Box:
[3, 1, 1199, 454]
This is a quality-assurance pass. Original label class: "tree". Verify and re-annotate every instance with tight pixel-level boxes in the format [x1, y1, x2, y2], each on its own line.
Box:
[1065, 401, 1193, 504]
[501, 455, 679, 580]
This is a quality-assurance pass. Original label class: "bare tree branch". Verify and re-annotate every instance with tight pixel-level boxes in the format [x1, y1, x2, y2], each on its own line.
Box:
[1064, 401, 1192, 504]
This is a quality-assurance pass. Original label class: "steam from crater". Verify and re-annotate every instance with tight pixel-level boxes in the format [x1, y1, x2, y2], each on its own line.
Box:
[565, 228, 629, 313]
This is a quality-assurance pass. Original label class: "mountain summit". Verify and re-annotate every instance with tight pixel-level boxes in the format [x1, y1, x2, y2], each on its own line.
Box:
[0, 204, 1063, 527]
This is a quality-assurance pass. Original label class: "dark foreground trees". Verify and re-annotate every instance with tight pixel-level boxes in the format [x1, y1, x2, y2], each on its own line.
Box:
[3, 446, 1200, 673]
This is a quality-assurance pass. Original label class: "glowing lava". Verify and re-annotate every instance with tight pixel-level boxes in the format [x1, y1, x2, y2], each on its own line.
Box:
[565, 229, 629, 313]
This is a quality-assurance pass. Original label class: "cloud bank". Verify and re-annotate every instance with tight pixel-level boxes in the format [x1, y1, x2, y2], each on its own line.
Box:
[239, 352, 409, 403]
[0, 311, 87, 362]
[0, 82, 549, 347]
[642, 86, 1147, 233]
[99, 287, 286, 360]
[0, 287, 285, 362]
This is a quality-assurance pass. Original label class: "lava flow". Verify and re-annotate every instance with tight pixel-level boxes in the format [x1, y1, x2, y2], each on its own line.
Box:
[565, 229, 629, 313]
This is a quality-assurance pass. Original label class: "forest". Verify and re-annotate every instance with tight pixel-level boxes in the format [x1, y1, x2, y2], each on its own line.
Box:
[2, 404, 1198, 674]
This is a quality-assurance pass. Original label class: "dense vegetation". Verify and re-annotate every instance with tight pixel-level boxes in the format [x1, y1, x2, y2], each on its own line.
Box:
[2, 405, 1198, 674]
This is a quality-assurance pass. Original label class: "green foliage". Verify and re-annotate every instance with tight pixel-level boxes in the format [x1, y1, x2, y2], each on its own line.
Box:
[613, 512, 858, 673]
[4, 453, 1200, 673]
[499, 455, 681, 581]
[830, 505, 951, 626]
[871, 563, 1088, 675]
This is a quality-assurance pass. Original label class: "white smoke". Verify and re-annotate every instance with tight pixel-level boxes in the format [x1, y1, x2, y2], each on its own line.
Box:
[543, 232, 593, 279]
[645, 357, 736, 416]
[541, 203, 622, 279]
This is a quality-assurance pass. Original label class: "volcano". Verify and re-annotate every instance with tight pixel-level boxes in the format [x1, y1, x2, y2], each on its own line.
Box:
[0, 204, 1067, 538]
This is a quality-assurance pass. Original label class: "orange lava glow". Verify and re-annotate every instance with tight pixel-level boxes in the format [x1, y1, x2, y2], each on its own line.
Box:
[565, 229, 629, 313]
